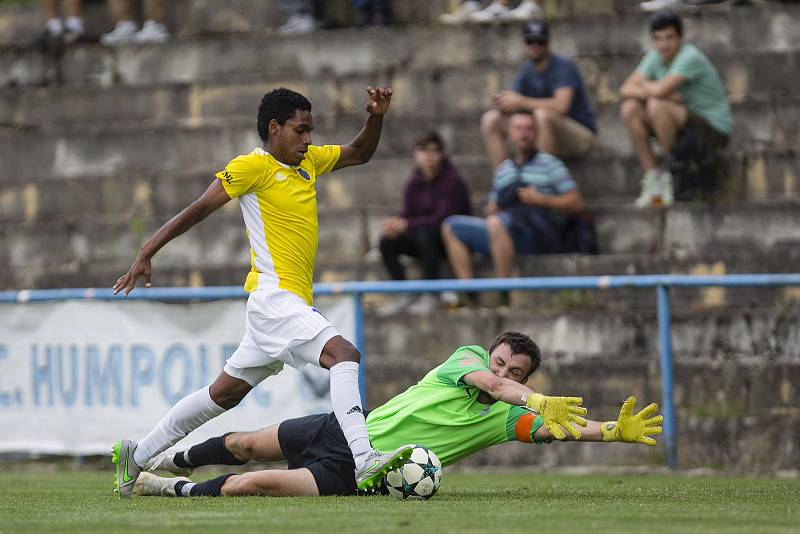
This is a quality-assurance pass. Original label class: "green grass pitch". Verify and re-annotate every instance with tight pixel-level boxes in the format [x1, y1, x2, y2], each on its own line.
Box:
[0, 470, 797, 533]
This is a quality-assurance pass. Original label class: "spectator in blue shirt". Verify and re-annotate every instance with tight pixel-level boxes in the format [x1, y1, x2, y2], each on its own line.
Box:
[443, 112, 584, 286]
[481, 20, 597, 169]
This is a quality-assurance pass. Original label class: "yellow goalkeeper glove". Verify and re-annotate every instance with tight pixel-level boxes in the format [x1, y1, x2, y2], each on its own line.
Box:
[600, 396, 663, 446]
[525, 392, 587, 440]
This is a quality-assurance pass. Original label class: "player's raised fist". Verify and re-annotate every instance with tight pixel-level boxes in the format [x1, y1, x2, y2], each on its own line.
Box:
[366, 86, 393, 115]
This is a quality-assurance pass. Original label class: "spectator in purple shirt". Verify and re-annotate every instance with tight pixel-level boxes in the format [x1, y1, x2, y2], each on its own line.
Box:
[378, 132, 472, 314]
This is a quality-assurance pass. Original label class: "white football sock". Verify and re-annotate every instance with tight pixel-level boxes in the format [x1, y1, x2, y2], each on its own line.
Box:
[132, 387, 225, 467]
[329, 361, 372, 467]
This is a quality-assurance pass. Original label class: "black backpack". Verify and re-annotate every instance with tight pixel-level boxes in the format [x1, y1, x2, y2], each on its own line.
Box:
[561, 213, 600, 255]
[666, 127, 726, 201]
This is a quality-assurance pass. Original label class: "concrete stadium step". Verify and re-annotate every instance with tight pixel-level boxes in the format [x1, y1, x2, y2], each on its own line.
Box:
[2, 5, 799, 88]
[1, 147, 797, 227]
[4, 201, 800, 276]
[0, 0, 646, 48]
[1, 95, 797, 181]
[3, 49, 796, 128]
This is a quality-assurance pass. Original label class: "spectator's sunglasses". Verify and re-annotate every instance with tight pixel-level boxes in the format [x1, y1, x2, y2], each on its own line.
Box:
[524, 36, 548, 46]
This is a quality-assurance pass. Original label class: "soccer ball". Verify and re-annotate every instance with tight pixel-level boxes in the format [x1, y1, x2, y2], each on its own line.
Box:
[385, 445, 443, 500]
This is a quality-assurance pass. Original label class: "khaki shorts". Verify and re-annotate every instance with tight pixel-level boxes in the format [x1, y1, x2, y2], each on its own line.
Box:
[549, 114, 595, 158]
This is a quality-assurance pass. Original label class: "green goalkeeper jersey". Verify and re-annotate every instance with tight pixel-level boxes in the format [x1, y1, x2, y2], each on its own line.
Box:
[366, 345, 543, 467]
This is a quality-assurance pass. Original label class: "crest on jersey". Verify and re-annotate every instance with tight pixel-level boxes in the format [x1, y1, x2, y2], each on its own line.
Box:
[297, 168, 311, 181]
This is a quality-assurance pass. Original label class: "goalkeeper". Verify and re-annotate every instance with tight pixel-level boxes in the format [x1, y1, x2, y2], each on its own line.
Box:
[134, 331, 663, 498]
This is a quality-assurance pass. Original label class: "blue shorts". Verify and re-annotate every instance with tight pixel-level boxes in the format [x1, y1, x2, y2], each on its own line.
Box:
[445, 213, 538, 256]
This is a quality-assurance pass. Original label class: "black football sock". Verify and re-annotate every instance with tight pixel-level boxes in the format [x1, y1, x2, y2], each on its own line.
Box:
[176, 432, 247, 468]
[187, 474, 236, 497]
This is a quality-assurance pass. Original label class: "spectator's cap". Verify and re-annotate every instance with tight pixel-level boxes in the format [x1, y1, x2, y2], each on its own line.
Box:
[522, 20, 549, 44]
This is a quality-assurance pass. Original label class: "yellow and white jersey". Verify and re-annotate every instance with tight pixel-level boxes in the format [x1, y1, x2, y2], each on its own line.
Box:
[215, 144, 340, 305]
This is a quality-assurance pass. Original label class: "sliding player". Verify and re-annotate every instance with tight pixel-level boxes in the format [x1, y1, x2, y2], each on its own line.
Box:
[133, 332, 662, 497]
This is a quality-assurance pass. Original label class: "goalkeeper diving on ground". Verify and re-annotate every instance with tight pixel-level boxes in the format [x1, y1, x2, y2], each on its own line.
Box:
[132, 331, 663, 498]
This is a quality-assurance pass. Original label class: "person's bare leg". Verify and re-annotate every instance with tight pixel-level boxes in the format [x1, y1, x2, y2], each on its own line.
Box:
[621, 98, 657, 172]
[480, 109, 508, 171]
[646, 97, 688, 155]
[222, 468, 320, 497]
[144, 0, 165, 22]
[109, 0, 134, 22]
[487, 215, 515, 278]
[65, 0, 82, 17]
[44, 0, 59, 19]
[442, 222, 474, 279]
[534, 107, 559, 155]
[223, 425, 284, 463]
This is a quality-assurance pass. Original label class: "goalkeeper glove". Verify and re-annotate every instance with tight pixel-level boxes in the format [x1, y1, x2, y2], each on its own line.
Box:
[600, 396, 663, 446]
[525, 392, 587, 440]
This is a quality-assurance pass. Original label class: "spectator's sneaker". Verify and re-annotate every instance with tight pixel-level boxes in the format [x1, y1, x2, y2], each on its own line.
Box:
[470, 1, 512, 22]
[408, 294, 439, 315]
[639, 0, 683, 12]
[112, 439, 141, 498]
[279, 12, 315, 34]
[376, 294, 415, 317]
[62, 27, 87, 45]
[134, 472, 190, 497]
[144, 451, 194, 477]
[634, 169, 661, 209]
[355, 446, 414, 491]
[101, 21, 138, 46]
[440, 291, 460, 308]
[440, 0, 482, 24]
[655, 170, 675, 207]
[133, 21, 169, 44]
[508, 0, 542, 20]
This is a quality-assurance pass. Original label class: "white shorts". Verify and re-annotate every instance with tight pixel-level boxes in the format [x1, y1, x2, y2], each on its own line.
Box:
[224, 288, 340, 387]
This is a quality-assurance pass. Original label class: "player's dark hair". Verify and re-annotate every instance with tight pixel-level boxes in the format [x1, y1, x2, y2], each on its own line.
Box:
[414, 131, 445, 152]
[257, 88, 312, 142]
[649, 10, 683, 37]
[489, 331, 542, 378]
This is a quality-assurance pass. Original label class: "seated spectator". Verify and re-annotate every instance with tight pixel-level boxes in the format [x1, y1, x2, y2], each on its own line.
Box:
[41, 0, 86, 45]
[640, 0, 733, 11]
[440, 1, 541, 24]
[620, 9, 732, 207]
[442, 112, 583, 298]
[101, 0, 169, 45]
[379, 132, 472, 314]
[278, 0, 322, 34]
[481, 21, 596, 169]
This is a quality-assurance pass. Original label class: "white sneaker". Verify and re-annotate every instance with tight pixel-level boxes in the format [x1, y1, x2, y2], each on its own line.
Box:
[133, 20, 169, 44]
[440, 291, 459, 307]
[656, 170, 675, 207]
[101, 20, 138, 46]
[279, 12, 315, 34]
[408, 293, 439, 315]
[639, 0, 684, 12]
[634, 168, 661, 208]
[508, 0, 541, 20]
[440, 0, 482, 24]
[470, 1, 512, 22]
[376, 294, 415, 316]
[133, 472, 190, 497]
[144, 451, 194, 477]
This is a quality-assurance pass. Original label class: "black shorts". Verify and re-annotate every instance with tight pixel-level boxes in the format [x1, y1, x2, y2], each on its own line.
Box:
[277, 412, 359, 496]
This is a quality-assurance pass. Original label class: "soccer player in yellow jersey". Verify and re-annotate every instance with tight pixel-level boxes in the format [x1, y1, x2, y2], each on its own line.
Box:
[110, 87, 417, 497]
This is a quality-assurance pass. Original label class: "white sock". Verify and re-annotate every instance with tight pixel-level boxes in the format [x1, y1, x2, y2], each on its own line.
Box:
[132, 387, 225, 467]
[64, 16, 84, 33]
[46, 18, 63, 35]
[329, 361, 372, 468]
[179, 482, 196, 497]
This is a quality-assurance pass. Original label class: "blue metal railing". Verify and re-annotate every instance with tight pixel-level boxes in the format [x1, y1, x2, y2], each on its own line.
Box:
[3, 273, 800, 470]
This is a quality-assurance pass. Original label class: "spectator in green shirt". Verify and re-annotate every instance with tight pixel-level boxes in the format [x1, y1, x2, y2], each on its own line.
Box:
[620, 10, 732, 208]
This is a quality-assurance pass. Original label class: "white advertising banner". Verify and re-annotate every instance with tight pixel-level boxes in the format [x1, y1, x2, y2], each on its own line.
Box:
[0, 296, 352, 455]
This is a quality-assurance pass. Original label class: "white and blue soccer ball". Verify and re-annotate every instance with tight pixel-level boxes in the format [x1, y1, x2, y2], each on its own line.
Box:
[385, 445, 443, 500]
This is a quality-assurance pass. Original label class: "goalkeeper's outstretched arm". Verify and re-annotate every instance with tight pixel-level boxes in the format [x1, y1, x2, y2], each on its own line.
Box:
[532, 396, 663, 446]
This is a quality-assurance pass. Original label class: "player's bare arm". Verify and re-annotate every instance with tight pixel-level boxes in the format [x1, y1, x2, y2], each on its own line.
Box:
[113, 180, 231, 296]
[333, 86, 393, 170]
